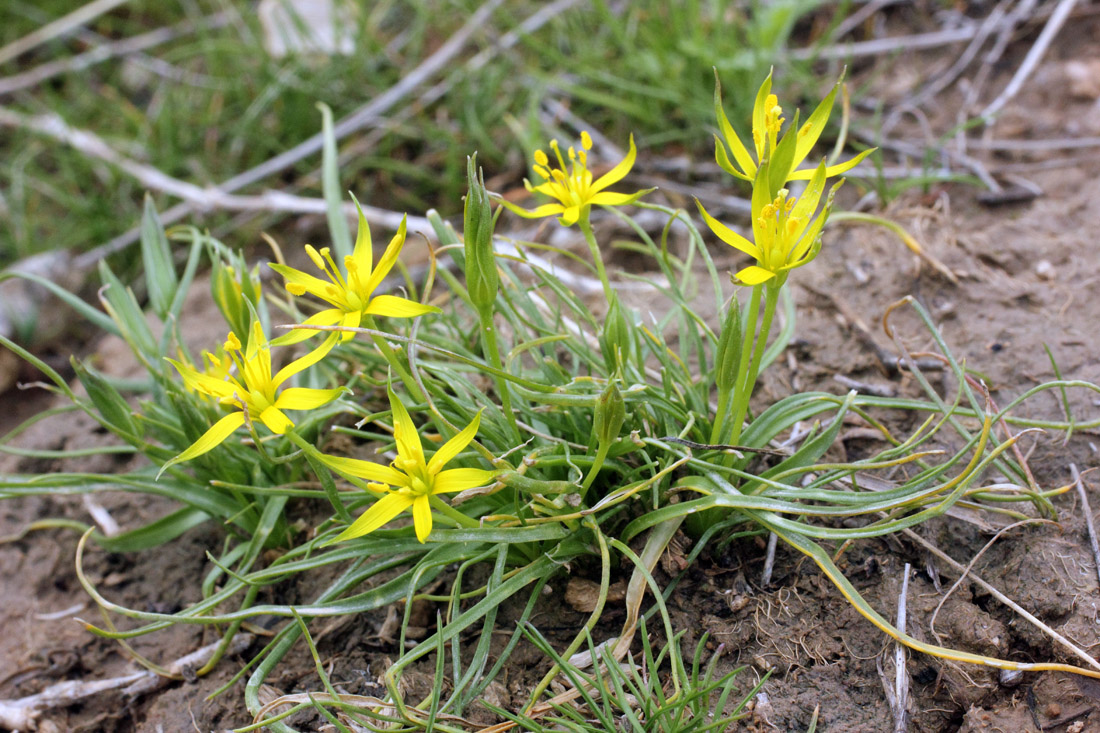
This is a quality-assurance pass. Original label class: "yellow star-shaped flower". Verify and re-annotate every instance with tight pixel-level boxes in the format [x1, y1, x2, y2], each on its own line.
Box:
[499, 132, 649, 226]
[270, 203, 440, 345]
[161, 321, 342, 475]
[320, 390, 494, 544]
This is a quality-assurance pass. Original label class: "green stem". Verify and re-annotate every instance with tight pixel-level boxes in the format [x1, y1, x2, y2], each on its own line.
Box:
[525, 518, 609, 712]
[362, 315, 424, 403]
[579, 440, 612, 499]
[709, 382, 732, 445]
[428, 494, 480, 529]
[724, 285, 763, 446]
[742, 282, 782, 413]
[578, 209, 613, 304]
[284, 430, 353, 523]
[478, 307, 520, 440]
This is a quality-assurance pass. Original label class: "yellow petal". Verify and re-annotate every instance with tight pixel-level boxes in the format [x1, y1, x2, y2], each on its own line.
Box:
[269, 263, 339, 306]
[363, 215, 408, 295]
[412, 495, 432, 543]
[427, 410, 482, 475]
[259, 406, 293, 434]
[270, 309, 344, 347]
[787, 149, 875, 181]
[364, 295, 441, 319]
[696, 201, 761, 259]
[497, 199, 565, 220]
[318, 453, 405, 485]
[558, 206, 582, 226]
[275, 386, 344, 412]
[328, 491, 413, 544]
[388, 388, 425, 468]
[590, 134, 636, 193]
[588, 190, 647, 207]
[166, 358, 239, 400]
[272, 333, 337, 389]
[349, 194, 373, 274]
[433, 467, 496, 494]
[157, 411, 245, 478]
[734, 265, 776, 285]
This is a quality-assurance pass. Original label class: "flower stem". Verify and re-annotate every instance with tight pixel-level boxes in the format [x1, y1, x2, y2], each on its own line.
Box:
[580, 440, 612, 499]
[726, 282, 781, 451]
[578, 209, 613, 305]
[478, 307, 521, 440]
[428, 494, 480, 529]
[723, 284, 763, 446]
[362, 315, 424, 403]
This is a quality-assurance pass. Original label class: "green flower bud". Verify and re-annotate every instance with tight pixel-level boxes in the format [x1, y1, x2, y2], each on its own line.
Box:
[71, 357, 140, 438]
[600, 293, 631, 370]
[593, 378, 626, 449]
[463, 154, 499, 313]
[210, 251, 262, 343]
[714, 299, 743, 394]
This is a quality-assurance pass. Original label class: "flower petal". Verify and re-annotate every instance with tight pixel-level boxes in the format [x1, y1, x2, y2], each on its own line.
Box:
[269, 263, 341, 306]
[363, 216, 408, 295]
[328, 491, 413, 544]
[696, 201, 760, 259]
[497, 199, 565, 220]
[350, 195, 373, 274]
[259, 406, 293, 434]
[318, 453, 405, 485]
[787, 148, 875, 181]
[389, 387, 425, 468]
[433, 467, 496, 494]
[158, 411, 245, 478]
[166, 358, 239, 400]
[275, 386, 344, 411]
[427, 410, 482, 475]
[364, 294, 441, 319]
[338, 309, 362, 342]
[734, 265, 777, 285]
[590, 134, 636, 193]
[588, 190, 649, 208]
[272, 333, 337, 389]
[270, 309, 344, 347]
[412, 495, 432, 543]
[558, 206, 582, 226]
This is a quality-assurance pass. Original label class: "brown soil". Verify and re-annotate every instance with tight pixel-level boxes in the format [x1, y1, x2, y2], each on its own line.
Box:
[5, 13, 1100, 733]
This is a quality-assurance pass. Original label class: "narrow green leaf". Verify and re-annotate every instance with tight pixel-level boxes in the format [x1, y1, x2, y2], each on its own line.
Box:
[140, 194, 178, 319]
[318, 102, 352, 260]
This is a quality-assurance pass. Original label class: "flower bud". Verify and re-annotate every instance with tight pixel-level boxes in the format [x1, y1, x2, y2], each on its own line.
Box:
[593, 378, 626, 449]
[600, 293, 631, 370]
[714, 300, 743, 394]
[463, 154, 499, 313]
[211, 253, 262, 344]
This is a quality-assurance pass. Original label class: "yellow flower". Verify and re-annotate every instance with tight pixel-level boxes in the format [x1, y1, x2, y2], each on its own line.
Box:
[160, 321, 343, 474]
[714, 71, 873, 187]
[321, 390, 494, 544]
[698, 161, 840, 286]
[499, 132, 649, 226]
[270, 204, 440, 345]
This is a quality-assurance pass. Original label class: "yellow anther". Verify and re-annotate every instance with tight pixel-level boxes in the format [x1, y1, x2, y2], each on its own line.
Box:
[580, 131, 593, 150]
[287, 282, 306, 296]
[551, 169, 567, 183]
[534, 164, 551, 180]
[534, 149, 549, 167]
[224, 332, 242, 352]
[305, 245, 326, 270]
[344, 255, 357, 272]
[568, 146, 576, 161]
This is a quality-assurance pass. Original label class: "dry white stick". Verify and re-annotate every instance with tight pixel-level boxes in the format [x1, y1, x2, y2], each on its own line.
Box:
[1072, 464, 1100, 590]
[980, 0, 1080, 121]
[71, 0, 573, 267]
[0, 13, 231, 97]
[893, 563, 910, 733]
[0, 633, 252, 730]
[761, 532, 778, 586]
[904, 527, 1100, 673]
[0, 0, 131, 67]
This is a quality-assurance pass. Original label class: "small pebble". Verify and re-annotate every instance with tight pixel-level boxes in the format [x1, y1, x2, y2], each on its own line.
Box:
[1035, 260, 1055, 280]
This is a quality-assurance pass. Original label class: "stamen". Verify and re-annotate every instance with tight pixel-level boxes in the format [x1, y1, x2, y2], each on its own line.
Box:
[534, 164, 551, 180]
[534, 150, 549, 167]
[224, 332, 242, 352]
[580, 131, 593, 150]
[568, 146, 576, 161]
[549, 139, 567, 169]
[287, 283, 306, 296]
[305, 245, 326, 271]
[320, 248, 348, 290]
